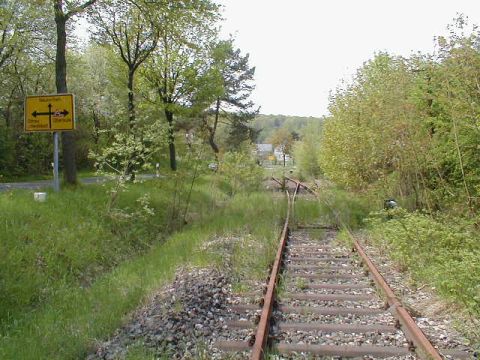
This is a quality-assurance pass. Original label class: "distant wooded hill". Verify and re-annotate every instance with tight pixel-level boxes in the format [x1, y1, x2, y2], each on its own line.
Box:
[252, 114, 323, 143]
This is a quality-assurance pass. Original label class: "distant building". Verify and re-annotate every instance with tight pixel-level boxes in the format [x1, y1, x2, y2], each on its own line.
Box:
[256, 144, 273, 157]
[274, 146, 290, 162]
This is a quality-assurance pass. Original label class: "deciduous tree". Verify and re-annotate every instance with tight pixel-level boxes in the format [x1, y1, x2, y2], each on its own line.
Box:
[142, 0, 220, 171]
[269, 127, 295, 167]
[52, 0, 98, 185]
[89, 0, 159, 130]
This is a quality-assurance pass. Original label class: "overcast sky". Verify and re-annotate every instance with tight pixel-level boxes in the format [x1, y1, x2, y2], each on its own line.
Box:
[218, 0, 480, 117]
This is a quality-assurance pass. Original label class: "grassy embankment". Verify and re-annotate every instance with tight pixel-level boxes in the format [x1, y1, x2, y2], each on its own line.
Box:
[365, 210, 480, 322]
[0, 173, 325, 359]
[10, 168, 475, 357]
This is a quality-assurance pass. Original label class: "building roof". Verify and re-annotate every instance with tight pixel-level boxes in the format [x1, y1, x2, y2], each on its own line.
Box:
[256, 144, 273, 152]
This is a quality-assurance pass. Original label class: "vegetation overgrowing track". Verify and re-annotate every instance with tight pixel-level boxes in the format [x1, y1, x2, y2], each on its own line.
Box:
[215, 178, 472, 359]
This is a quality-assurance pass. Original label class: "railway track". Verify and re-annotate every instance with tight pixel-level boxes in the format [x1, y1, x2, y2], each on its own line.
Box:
[214, 178, 472, 359]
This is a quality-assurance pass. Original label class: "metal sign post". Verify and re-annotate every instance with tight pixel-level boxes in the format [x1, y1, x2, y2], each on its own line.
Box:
[53, 132, 60, 192]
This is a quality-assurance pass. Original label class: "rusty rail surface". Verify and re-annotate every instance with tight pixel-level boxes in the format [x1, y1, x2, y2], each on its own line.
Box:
[250, 179, 300, 360]
[284, 176, 317, 195]
[289, 178, 443, 360]
[352, 237, 443, 360]
[222, 177, 450, 359]
[270, 176, 283, 187]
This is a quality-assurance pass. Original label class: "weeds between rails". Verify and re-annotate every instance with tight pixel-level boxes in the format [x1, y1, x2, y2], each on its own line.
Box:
[216, 178, 472, 359]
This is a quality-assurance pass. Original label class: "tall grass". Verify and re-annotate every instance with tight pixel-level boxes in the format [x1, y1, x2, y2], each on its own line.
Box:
[1, 182, 168, 322]
[293, 187, 371, 229]
[366, 209, 480, 319]
[0, 177, 283, 359]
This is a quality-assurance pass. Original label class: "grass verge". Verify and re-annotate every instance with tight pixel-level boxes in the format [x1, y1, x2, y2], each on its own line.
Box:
[0, 176, 284, 359]
[365, 209, 480, 320]
[293, 186, 371, 229]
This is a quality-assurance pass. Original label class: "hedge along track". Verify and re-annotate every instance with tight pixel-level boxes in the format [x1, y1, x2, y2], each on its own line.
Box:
[214, 178, 472, 359]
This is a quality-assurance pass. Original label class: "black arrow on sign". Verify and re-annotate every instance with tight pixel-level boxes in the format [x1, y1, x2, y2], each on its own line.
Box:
[32, 109, 69, 117]
[31, 104, 69, 129]
[55, 109, 69, 116]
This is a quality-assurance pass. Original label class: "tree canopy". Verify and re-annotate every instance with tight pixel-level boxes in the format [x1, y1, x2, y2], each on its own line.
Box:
[0, 0, 260, 181]
[300, 16, 480, 215]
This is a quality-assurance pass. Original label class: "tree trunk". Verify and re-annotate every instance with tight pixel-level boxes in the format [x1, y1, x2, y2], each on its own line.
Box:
[202, 118, 219, 155]
[92, 110, 100, 144]
[4, 101, 12, 128]
[165, 109, 176, 171]
[209, 97, 221, 153]
[128, 68, 135, 129]
[54, 2, 77, 185]
[208, 132, 219, 154]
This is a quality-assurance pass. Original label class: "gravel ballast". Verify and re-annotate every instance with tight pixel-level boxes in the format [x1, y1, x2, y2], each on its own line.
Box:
[87, 228, 476, 359]
[88, 268, 237, 359]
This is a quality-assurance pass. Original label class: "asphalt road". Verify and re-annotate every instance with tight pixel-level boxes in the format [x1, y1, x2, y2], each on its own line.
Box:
[0, 174, 158, 192]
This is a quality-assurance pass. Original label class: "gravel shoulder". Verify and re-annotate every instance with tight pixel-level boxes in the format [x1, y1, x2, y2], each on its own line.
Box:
[87, 267, 234, 359]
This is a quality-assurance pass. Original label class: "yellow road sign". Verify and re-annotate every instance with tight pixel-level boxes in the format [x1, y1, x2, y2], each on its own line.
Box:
[24, 94, 75, 132]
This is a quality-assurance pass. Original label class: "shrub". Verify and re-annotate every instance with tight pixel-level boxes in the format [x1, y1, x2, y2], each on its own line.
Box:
[366, 209, 480, 316]
[218, 143, 264, 196]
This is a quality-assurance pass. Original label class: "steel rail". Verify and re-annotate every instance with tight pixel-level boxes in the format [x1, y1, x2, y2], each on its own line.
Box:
[247, 177, 444, 359]
[352, 237, 443, 360]
[284, 176, 317, 195]
[250, 178, 300, 360]
[270, 177, 283, 187]
[286, 177, 443, 360]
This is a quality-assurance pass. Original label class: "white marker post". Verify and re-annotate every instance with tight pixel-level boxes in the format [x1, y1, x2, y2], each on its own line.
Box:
[53, 132, 59, 192]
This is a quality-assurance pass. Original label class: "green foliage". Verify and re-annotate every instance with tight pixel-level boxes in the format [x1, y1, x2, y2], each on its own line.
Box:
[218, 143, 264, 196]
[293, 121, 322, 178]
[318, 187, 371, 229]
[320, 53, 417, 194]
[317, 18, 480, 214]
[0, 2, 56, 179]
[0, 0, 252, 179]
[293, 185, 371, 230]
[293, 198, 323, 225]
[268, 127, 296, 165]
[0, 180, 283, 359]
[138, 0, 220, 170]
[366, 209, 480, 316]
[198, 38, 259, 154]
[253, 114, 322, 143]
[125, 343, 157, 360]
[0, 182, 160, 321]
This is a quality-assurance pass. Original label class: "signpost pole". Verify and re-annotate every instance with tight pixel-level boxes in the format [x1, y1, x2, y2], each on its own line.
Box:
[53, 132, 59, 192]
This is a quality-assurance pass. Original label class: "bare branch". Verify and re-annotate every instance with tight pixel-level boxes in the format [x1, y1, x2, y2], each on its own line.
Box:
[65, 0, 98, 20]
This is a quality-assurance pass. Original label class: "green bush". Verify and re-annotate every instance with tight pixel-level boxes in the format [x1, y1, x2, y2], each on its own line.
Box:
[292, 121, 322, 180]
[292, 185, 371, 230]
[219, 143, 264, 196]
[318, 187, 371, 229]
[366, 209, 480, 316]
